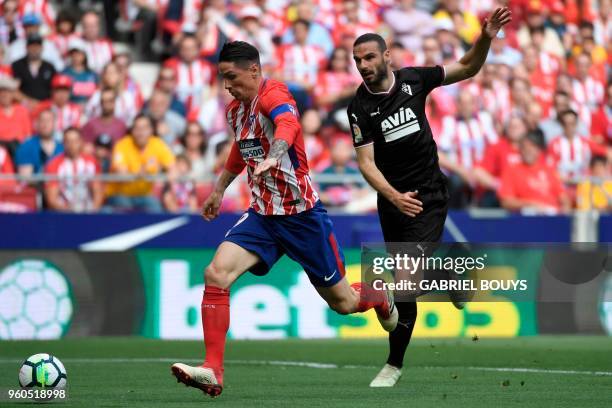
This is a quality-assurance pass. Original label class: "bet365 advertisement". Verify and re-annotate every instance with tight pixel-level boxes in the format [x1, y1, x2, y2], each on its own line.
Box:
[0, 246, 610, 340]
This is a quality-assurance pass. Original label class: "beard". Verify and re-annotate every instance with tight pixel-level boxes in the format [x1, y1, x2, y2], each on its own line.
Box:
[363, 62, 388, 87]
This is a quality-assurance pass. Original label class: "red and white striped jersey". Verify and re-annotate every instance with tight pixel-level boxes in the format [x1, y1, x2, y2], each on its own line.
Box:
[85, 88, 139, 125]
[572, 76, 605, 111]
[538, 51, 562, 75]
[463, 80, 512, 123]
[45, 153, 100, 212]
[0, 19, 24, 47]
[276, 44, 326, 88]
[36, 101, 82, 132]
[439, 111, 499, 169]
[224, 79, 319, 215]
[19, 0, 55, 29]
[47, 33, 80, 57]
[83, 39, 114, 74]
[547, 135, 593, 180]
[163, 58, 216, 113]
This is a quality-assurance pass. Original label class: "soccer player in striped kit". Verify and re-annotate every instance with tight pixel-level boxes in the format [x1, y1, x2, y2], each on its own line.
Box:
[348, 7, 511, 387]
[171, 41, 398, 398]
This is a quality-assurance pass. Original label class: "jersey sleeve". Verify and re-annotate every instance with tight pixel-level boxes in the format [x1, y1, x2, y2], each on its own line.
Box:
[224, 141, 247, 175]
[259, 83, 301, 147]
[413, 66, 445, 94]
[347, 101, 374, 148]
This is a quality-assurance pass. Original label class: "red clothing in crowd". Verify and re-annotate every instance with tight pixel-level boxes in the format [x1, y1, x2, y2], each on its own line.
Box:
[498, 158, 565, 210]
[32, 101, 82, 133]
[45, 153, 100, 211]
[478, 137, 522, 179]
[0, 146, 15, 188]
[0, 104, 32, 143]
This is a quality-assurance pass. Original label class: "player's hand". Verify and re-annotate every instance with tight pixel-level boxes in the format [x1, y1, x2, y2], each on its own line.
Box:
[253, 158, 279, 184]
[201, 191, 223, 221]
[482, 7, 512, 40]
[392, 191, 423, 218]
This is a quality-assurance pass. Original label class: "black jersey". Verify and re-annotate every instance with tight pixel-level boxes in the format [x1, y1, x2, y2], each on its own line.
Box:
[348, 66, 447, 193]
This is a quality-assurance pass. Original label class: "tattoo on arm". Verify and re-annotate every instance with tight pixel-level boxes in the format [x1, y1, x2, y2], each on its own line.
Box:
[216, 172, 237, 193]
[268, 139, 289, 161]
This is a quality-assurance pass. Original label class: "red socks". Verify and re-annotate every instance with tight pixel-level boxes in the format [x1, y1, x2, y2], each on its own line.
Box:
[351, 282, 386, 313]
[201, 285, 230, 384]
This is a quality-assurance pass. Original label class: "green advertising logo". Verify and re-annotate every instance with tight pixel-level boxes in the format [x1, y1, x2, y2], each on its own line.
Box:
[137, 249, 540, 339]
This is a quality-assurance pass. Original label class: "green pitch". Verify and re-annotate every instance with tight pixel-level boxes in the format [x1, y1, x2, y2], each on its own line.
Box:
[1, 337, 611, 407]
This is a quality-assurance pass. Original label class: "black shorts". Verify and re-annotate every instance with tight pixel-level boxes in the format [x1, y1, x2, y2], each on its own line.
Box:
[377, 186, 449, 254]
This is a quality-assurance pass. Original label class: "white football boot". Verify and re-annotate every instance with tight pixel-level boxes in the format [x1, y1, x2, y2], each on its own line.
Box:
[171, 363, 223, 398]
[369, 363, 402, 387]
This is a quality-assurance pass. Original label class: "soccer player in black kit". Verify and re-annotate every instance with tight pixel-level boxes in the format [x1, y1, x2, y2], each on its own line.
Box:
[348, 7, 512, 387]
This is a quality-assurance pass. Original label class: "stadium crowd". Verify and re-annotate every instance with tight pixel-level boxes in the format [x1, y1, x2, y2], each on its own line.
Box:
[0, 0, 609, 214]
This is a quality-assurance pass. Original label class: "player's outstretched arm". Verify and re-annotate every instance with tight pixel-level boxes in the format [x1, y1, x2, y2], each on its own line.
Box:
[442, 7, 512, 86]
[202, 169, 238, 221]
[355, 144, 423, 218]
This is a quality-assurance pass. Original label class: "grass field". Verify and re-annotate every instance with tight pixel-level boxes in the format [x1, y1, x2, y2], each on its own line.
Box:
[0, 337, 611, 407]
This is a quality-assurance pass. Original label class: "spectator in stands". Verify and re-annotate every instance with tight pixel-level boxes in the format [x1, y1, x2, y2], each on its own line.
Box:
[438, 89, 498, 207]
[0, 0, 24, 49]
[163, 34, 216, 113]
[81, 88, 127, 152]
[0, 76, 31, 150]
[81, 11, 114, 74]
[498, 129, 571, 214]
[15, 109, 62, 177]
[576, 156, 612, 212]
[129, 0, 162, 62]
[301, 109, 329, 172]
[384, 0, 434, 51]
[332, 0, 377, 47]
[154, 66, 187, 117]
[210, 5, 275, 69]
[44, 127, 103, 212]
[105, 114, 175, 213]
[540, 91, 589, 143]
[547, 110, 607, 183]
[195, 4, 231, 64]
[11, 33, 55, 103]
[62, 38, 98, 105]
[92, 133, 112, 174]
[33, 74, 81, 133]
[162, 154, 197, 213]
[433, 0, 481, 43]
[474, 115, 527, 207]
[0, 145, 15, 188]
[85, 62, 139, 125]
[318, 136, 367, 208]
[20, 0, 56, 33]
[47, 9, 78, 59]
[113, 51, 144, 110]
[178, 121, 210, 180]
[276, 19, 326, 112]
[572, 53, 605, 111]
[590, 83, 611, 146]
[144, 89, 186, 148]
[517, 1, 565, 58]
[487, 33, 523, 67]
[8, 13, 63, 71]
[281, 0, 334, 57]
[314, 47, 359, 114]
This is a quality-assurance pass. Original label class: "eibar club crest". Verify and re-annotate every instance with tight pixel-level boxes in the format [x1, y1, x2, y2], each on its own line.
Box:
[401, 83, 413, 95]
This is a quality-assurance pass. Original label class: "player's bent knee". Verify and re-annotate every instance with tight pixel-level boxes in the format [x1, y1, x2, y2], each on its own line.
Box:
[204, 263, 231, 289]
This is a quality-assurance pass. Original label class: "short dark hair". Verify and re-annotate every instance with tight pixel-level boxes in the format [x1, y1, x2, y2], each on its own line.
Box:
[559, 109, 578, 123]
[590, 155, 607, 168]
[353, 33, 387, 53]
[293, 19, 310, 29]
[219, 41, 261, 68]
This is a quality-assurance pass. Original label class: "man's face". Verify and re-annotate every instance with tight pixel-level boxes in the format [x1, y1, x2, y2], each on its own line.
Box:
[576, 55, 591, 78]
[561, 113, 578, 137]
[63, 130, 82, 158]
[353, 41, 389, 87]
[179, 38, 199, 63]
[100, 91, 116, 116]
[520, 138, 540, 165]
[158, 69, 176, 92]
[82, 13, 99, 40]
[294, 22, 309, 45]
[423, 38, 441, 64]
[27, 43, 43, 60]
[132, 117, 153, 147]
[0, 88, 12, 106]
[457, 91, 476, 119]
[219, 61, 259, 102]
[52, 88, 70, 106]
[3, 1, 18, 24]
[37, 112, 55, 138]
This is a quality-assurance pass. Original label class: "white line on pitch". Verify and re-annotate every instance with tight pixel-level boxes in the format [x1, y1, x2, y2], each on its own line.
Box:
[0, 358, 610, 376]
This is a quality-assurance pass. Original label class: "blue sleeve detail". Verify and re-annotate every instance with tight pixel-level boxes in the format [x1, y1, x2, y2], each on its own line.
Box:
[269, 104, 296, 121]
